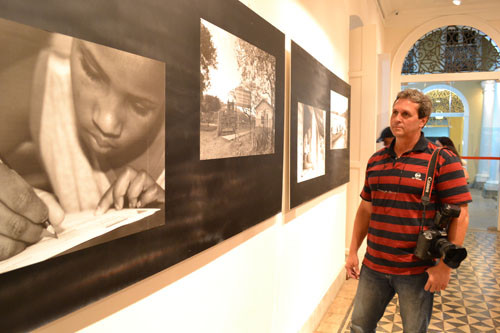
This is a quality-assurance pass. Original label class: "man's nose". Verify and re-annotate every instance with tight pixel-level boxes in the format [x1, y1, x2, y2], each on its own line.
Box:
[392, 113, 402, 122]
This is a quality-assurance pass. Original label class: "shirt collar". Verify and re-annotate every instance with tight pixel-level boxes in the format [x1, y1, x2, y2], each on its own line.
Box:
[387, 132, 430, 157]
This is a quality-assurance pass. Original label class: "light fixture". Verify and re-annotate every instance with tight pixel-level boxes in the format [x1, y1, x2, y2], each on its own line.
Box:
[452, 0, 461, 5]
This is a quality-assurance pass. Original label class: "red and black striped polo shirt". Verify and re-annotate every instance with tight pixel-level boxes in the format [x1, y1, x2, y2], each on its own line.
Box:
[360, 133, 472, 275]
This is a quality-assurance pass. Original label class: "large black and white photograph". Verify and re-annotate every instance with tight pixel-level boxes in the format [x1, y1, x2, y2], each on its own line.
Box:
[330, 90, 348, 150]
[0, 18, 165, 274]
[297, 102, 326, 183]
[200, 19, 276, 160]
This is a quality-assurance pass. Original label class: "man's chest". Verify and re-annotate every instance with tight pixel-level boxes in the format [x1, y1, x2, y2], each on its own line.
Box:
[367, 157, 430, 196]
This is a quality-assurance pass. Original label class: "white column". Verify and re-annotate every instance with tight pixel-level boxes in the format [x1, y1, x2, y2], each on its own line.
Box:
[476, 80, 495, 184]
[484, 81, 500, 191]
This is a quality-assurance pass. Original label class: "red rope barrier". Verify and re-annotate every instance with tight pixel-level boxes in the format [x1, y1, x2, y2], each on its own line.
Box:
[462, 156, 500, 160]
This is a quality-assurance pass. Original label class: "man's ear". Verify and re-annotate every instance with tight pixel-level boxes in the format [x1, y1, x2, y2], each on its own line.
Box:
[419, 116, 429, 128]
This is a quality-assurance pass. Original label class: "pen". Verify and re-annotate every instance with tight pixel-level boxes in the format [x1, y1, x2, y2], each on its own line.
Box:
[42, 220, 59, 239]
[1, 158, 59, 239]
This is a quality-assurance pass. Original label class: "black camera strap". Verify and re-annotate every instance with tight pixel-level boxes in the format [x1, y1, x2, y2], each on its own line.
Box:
[420, 147, 442, 230]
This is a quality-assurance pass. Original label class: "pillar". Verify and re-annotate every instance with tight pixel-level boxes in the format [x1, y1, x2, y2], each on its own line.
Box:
[484, 81, 500, 192]
[475, 80, 495, 186]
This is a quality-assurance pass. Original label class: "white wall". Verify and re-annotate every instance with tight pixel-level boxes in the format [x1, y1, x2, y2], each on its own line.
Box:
[35, 1, 382, 332]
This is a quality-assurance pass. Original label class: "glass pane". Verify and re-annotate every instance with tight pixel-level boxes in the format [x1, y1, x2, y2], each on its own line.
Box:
[466, 158, 499, 230]
[401, 81, 500, 231]
[401, 25, 500, 75]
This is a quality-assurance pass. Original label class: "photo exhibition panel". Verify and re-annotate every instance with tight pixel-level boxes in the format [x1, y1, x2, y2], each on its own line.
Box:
[0, 0, 284, 331]
[290, 41, 350, 210]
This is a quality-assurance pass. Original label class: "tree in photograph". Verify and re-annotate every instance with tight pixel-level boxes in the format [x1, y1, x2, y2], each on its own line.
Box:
[200, 22, 218, 96]
[201, 94, 222, 126]
[235, 39, 276, 109]
[203, 94, 222, 113]
[236, 38, 276, 149]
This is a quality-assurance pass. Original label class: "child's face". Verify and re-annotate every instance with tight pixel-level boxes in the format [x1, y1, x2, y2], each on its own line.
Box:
[69, 39, 165, 160]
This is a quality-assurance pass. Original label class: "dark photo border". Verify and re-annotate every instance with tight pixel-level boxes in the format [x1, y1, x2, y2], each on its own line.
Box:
[0, 0, 284, 331]
[290, 41, 350, 209]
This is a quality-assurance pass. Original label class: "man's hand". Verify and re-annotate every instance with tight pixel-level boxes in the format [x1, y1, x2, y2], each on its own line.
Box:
[0, 164, 64, 260]
[425, 203, 469, 293]
[345, 252, 360, 279]
[425, 260, 452, 292]
[96, 166, 165, 215]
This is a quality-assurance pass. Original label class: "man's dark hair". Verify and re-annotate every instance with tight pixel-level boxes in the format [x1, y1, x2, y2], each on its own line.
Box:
[394, 89, 432, 119]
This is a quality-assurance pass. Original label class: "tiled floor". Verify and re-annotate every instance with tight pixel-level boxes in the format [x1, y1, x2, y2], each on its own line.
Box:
[315, 229, 500, 333]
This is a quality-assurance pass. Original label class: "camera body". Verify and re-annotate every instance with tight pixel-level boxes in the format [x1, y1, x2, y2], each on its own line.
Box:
[414, 203, 467, 268]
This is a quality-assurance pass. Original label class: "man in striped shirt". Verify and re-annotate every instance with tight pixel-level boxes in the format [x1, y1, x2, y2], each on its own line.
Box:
[346, 89, 471, 332]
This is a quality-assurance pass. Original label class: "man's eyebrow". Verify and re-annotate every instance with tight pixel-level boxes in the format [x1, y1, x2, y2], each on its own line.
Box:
[77, 40, 109, 82]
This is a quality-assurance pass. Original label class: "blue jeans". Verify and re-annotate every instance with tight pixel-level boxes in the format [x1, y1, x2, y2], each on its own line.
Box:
[350, 265, 434, 333]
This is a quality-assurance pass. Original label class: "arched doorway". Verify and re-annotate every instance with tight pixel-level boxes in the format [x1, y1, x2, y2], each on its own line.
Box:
[392, 17, 500, 231]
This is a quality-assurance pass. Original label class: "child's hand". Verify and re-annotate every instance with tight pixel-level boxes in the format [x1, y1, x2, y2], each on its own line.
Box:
[95, 166, 165, 215]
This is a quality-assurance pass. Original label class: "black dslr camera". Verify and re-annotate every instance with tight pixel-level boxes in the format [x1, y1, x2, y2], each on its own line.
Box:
[414, 203, 467, 268]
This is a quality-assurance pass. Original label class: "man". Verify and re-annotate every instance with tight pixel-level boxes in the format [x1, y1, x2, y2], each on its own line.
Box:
[377, 126, 394, 147]
[345, 89, 471, 332]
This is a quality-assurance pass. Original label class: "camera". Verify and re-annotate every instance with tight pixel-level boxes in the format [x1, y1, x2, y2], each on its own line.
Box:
[414, 203, 467, 268]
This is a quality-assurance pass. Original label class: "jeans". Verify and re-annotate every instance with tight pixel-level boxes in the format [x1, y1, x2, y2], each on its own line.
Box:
[350, 265, 434, 333]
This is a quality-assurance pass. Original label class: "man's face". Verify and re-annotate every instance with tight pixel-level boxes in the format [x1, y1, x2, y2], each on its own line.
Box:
[69, 39, 165, 160]
[390, 98, 427, 140]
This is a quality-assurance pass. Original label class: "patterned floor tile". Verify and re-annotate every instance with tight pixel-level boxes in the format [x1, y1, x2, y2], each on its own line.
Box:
[339, 230, 500, 332]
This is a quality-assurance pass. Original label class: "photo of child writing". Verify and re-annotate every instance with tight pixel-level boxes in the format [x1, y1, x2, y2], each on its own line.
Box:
[0, 18, 165, 270]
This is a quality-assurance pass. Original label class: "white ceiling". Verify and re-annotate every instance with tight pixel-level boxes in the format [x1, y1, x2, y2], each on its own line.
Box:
[376, 0, 500, 26]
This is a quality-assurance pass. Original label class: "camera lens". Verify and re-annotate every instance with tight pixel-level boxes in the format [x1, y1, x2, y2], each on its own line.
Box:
[437, 239, 467, 268]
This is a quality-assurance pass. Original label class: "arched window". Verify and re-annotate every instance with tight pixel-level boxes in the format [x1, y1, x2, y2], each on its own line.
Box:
[421, 88, 467, 147]
[402, 25, 500, 74]
[426, 89, 464, 114]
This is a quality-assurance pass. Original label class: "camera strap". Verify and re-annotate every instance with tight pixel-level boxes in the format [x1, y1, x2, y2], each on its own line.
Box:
[420, 147, 442, 230]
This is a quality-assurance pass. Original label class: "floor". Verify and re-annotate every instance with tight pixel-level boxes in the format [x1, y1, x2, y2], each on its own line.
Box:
[468, 187, 498, 231]
[315, 229, 500, 333]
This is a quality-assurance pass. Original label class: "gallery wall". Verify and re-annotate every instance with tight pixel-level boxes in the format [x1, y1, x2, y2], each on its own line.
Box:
[32, 1, 378, 332]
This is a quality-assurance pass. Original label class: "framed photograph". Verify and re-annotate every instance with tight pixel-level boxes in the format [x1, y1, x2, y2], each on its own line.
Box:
[290, 41, 350, 209]
[0, 0, 284, 330]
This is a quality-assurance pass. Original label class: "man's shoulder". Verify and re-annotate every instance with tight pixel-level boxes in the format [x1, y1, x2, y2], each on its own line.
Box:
[367, 146, 390, 163]
[374, 145, 390, 157]
[436, 147, 462, 166]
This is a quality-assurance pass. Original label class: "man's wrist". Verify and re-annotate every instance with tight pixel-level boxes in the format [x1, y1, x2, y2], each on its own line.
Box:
[438, 258, 453, 270]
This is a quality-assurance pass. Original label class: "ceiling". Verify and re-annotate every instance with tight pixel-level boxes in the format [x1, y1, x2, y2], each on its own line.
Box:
[376, 0, 500, 27]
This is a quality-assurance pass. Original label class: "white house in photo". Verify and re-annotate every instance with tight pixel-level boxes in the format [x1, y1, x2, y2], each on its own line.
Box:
[254, 99, 273, 127]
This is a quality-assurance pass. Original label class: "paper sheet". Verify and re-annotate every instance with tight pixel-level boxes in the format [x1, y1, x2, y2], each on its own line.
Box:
[0, 208, 159, 274]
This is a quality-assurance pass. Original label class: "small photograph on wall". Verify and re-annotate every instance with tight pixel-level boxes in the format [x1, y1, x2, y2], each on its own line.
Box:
[330, 90, 349, 150]
[200, 19, 276, 160]
[297, 102, 326, 182]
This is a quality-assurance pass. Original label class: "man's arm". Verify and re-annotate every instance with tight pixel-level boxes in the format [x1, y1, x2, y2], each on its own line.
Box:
[424, 203, 469, 292]
[447, 204, 469, 246]
[345, 199, 372, 279]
